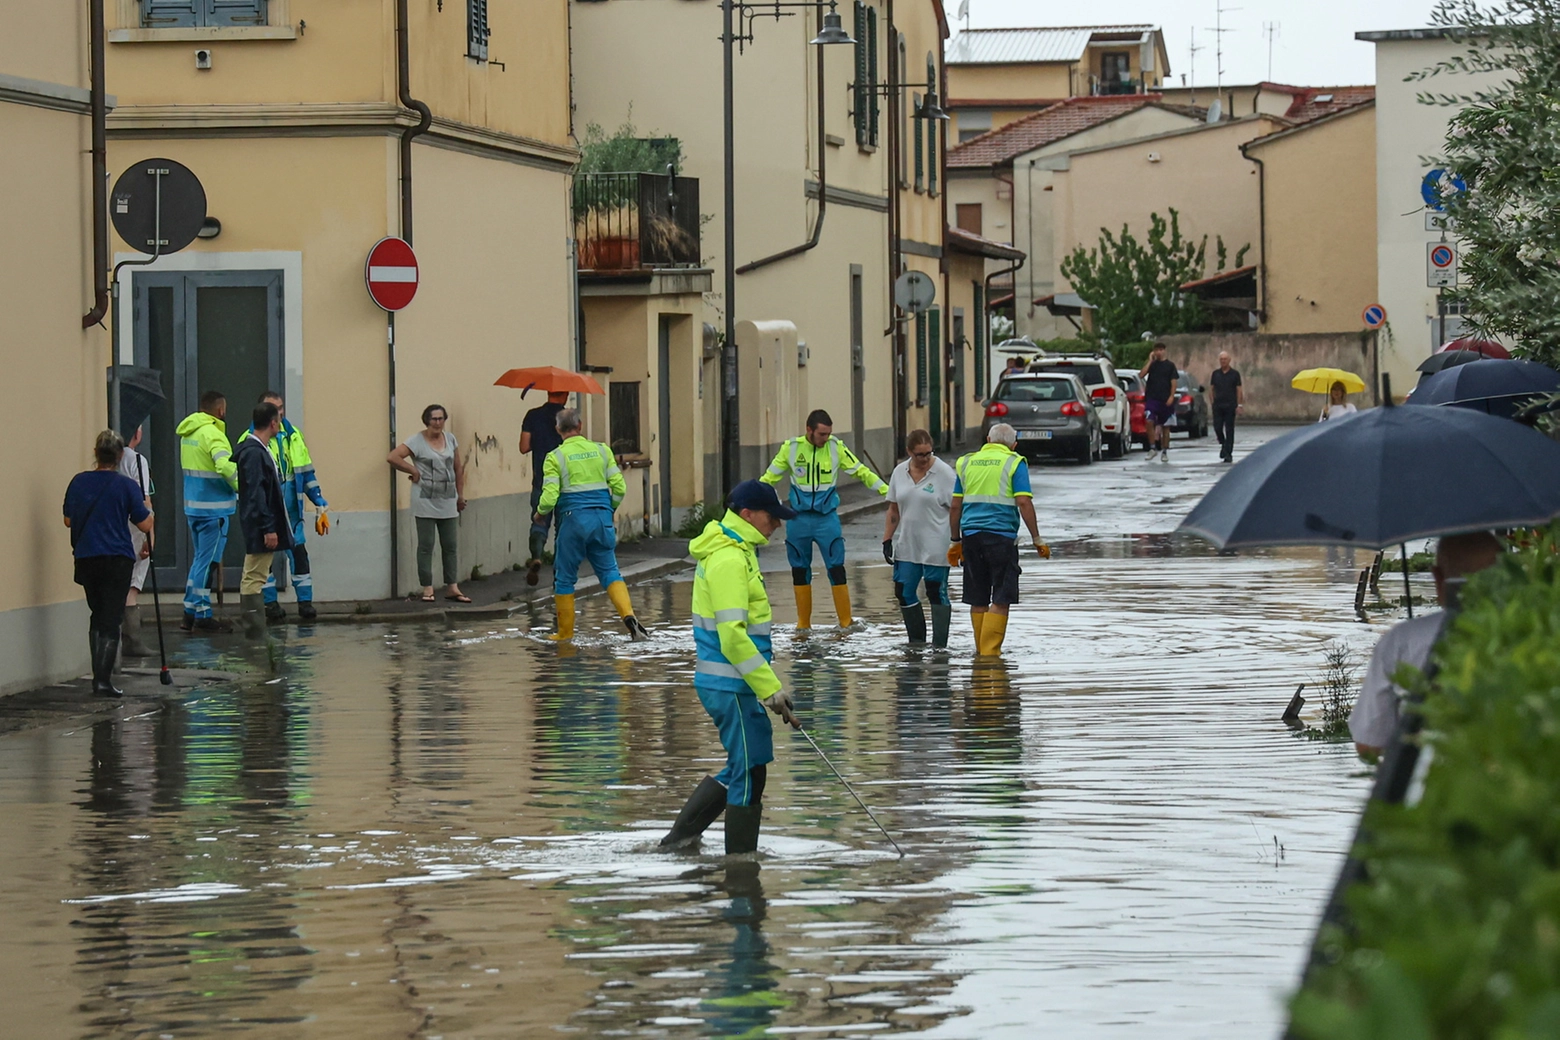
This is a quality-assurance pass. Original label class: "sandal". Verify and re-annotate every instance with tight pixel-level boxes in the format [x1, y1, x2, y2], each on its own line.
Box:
[418, 591, 436, 602]
[445, 593, 472, 604]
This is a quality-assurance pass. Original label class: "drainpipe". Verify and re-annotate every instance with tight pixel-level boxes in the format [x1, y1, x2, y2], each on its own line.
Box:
[736, 19, 828, 273]
[1242, 143, 1267, 326]
[82, 0, 109, 329]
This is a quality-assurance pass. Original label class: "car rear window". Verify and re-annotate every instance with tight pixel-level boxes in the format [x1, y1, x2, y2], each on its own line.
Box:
[996, 379, 1076, 402]
[1119, 373, 1142, 392]
[1031, 362, 1104, 385]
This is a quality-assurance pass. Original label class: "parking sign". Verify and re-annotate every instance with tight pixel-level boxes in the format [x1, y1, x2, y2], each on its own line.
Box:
[1427, 242, 1458, 288]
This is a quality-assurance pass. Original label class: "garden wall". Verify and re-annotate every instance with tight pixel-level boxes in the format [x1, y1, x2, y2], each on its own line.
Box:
[1158, 331, 1380, 422]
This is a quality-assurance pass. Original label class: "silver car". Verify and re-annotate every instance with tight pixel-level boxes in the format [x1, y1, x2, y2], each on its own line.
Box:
[980, 372, 1102, 465]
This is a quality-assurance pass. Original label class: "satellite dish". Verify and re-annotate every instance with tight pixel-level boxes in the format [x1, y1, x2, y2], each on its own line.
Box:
[894, 270, 937, 314]
[110, 158, 207, 255]
[1206, 99, 1223, 124]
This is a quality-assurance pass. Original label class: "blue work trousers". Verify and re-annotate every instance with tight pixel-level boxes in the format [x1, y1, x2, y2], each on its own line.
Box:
[785, 509, 846, 586]
[552, 505, 622, 595]
[892, 562, 951, 606]
[263, 516, 313, 604]
[696, 684, 774, 807]
[183, 515, 229, 618]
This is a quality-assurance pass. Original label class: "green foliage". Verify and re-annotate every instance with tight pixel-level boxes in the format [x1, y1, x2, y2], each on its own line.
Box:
[577, 113, 683, 176]
[1111, 342, 1154, 371]
[1315, 640, 1361, 737]
[1060, 209, 1252, 346]
[675, 500, 717, 540]
[1289, 524, 1560, 1035]
[1417, 0, 1560, 366]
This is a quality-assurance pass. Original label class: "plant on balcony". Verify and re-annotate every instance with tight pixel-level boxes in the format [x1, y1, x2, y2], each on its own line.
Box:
[574, 115, 687, 270]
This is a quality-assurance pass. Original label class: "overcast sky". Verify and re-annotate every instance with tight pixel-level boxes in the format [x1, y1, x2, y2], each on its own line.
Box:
[950, 0, 1443, 87]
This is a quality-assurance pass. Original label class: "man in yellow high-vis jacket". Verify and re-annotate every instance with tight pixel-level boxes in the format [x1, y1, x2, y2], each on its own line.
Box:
[760, 409, 886, 630]
[534, 408, 649, 641]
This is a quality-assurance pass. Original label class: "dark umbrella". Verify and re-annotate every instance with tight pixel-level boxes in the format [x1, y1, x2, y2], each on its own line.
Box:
[1404, 357, 1560, 418]
[111, 365, 165, 439]
[1179, 404, 1560, 551]
[1441, 336, 1510, 359]
[1416, 349, 1484, 377]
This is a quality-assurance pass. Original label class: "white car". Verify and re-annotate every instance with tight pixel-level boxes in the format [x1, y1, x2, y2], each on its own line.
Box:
[1026, 354, 1130, 458]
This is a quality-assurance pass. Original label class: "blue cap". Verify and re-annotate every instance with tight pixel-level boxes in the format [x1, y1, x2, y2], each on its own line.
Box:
[728, 479, 797, 521]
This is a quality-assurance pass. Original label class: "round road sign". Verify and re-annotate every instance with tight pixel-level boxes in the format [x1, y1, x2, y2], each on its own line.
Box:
[365, 237, 419, 311]
[111, 158, 207, 255]
[1430, 244, 1456, 269]
[1362, 304, 1387, 329]
[1421, 168, 1467, 212]
[894, 270, 936, 314]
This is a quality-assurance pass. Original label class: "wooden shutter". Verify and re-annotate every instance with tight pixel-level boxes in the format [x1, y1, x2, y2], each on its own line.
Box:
[898, 34, 909, 186]
[928, 307, 942, 436]
[853, 2, 868, 146]
[926, 57, 939, 195]
[468, 0, 490, 60]
[866, 7, 880, 146]
[914, 310, 927, 403]
[913, 97, 924, 192]
[973, 284, 986, 397]
[207, 0, 266, 25]
[142, 0, 199, 26]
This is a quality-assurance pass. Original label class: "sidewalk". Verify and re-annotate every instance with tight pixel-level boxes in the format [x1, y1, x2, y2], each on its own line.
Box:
[0, 665, 238, 736]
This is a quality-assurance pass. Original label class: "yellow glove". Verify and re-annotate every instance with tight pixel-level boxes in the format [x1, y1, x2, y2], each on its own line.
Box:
[947, 542, 964, 567]
[1033, 540, 1050, 559]
[315, 511, 331, 536]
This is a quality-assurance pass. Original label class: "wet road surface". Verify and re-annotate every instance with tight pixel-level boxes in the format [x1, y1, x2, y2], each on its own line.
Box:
[0, 426, 1401, 1038]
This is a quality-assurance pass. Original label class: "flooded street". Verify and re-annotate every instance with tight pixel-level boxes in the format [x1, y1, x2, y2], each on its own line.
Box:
[1, 426, 1393, 1039]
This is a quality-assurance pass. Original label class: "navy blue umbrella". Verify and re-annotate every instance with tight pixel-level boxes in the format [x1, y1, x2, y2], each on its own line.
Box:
[1179, 404, 1560, 550]
[1405, 357, 1560, 417]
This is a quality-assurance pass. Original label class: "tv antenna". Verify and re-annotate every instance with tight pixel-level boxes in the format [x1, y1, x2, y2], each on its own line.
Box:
[1205, 0, 1240, 115]
[1187, 27, 1205, 104]
[1263, 21, 1281, 81]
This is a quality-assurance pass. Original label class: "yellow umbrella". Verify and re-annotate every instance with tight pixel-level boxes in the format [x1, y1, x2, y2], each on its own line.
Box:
[1291, 368, 1366, 395]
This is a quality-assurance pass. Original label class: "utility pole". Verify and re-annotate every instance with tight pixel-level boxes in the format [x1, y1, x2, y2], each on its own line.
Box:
[1262, 21, 1280, 82]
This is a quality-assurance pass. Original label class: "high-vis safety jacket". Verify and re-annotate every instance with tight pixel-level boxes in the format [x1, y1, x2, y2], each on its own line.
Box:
[176, 411, 238, 517]
[760, 435, 886, 514]
[241, 418, 328, 522]
[689, 511, 782, 698]
[953, 442, 1033, 537]
[537, 435, 626, 515]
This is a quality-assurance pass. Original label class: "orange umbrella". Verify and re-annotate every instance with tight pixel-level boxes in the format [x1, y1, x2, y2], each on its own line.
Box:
[493, 366, 605, 397]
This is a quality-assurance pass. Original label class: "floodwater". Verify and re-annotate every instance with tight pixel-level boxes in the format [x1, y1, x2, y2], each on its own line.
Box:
[0, 427, 1401, 1039]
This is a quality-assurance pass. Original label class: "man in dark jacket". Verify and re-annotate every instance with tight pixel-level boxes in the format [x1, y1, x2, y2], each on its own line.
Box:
[235, 400, 295, 637]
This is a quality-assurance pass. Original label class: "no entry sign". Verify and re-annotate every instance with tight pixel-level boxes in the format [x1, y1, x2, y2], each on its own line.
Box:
[365, 237, 419, 311]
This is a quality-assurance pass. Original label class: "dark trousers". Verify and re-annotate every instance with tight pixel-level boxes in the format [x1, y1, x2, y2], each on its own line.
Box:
[415, 516, 459, 587]
[1213, 406, 1238, 458]
[76, 555, 134, 634]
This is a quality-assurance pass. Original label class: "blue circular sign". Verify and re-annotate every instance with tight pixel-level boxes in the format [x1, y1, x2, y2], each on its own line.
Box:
[1421, 168, 1468, 212]
[1431, 245, 1455, 268]
[1363, 304, 1387, 329]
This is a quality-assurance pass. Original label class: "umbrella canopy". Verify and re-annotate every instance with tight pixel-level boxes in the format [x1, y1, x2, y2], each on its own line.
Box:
[493, 366, 605, 397]
[1406, 358, 1560, 417]
[1179, 405, 1560, 550]
[1291, 368, 1366, 395]
[1416, 349, 1484, 376]
[112, 365, 165, 439]
[1441, 336, 1510, 359]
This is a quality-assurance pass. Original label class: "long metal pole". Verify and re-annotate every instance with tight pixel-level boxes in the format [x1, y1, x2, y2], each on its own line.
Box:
[798, 726, 905, 857]
[720, 0, 740, 497]
[388, 312, 399, 598]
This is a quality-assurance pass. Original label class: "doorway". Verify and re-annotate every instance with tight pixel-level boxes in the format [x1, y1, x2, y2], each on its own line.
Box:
[849, 265, 865, 454]
[951, 308, 966, 442]
[133, 270, 285, 591]
[657, 315, 674, 533]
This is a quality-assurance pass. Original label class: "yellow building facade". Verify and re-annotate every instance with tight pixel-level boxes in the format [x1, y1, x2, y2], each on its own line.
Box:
[104, 0, 575, 601]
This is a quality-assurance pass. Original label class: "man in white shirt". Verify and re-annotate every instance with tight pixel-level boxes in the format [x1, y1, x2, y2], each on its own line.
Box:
[116, 425, 155, 657]
[882, 429, 958, 647]
[1349, 531, 1503, 757]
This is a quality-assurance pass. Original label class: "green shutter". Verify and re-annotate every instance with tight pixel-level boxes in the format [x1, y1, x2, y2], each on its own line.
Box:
[973, 284, 986, 396]
[854, 2, 868, 147]
[913, 98, 924, 192]
[928, 307, 942, 437]
[867, 7, 880, 146]
[926, 59, 938, 196]
[914, 310, 927, 402]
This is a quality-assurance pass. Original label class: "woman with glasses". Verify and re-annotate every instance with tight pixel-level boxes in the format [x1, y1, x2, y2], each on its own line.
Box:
[882, 429, 957, 647]
[388, 403, 469, 603]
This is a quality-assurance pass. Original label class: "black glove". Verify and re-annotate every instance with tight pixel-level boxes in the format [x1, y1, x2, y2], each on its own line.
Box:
[882, 539, 895, 565]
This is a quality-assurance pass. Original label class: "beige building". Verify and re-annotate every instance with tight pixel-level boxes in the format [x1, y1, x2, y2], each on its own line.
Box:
[103, 0, 576, 601]
[1, 1, 111, 692]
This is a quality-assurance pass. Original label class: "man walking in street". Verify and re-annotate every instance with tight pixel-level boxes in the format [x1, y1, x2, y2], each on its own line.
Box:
[176, 390, 238, 632]
[761, 409, 887, 631]
[883, 429, 956, 647]
[1139, 341, 1179, 463]
[1209, 352, 1244, 463]
[660, 480, 800, 855]
[535, 408, 650, 641]
[520, 390, 570, 586]
[949, 423, 1048, 656]
[234, 401, 294, 639]
[245, 391, 330, 621]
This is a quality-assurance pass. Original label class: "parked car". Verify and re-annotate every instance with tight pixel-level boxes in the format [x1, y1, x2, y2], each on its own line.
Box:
[982, 373, 1102, 465]
[1175, 370, 1210, 438]
[1025, 354, 1130, 457]
[1117, 372, 1149, 448]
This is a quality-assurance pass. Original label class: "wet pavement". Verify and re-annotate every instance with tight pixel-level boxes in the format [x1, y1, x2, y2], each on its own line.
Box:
[0, 425, 1410, 1038]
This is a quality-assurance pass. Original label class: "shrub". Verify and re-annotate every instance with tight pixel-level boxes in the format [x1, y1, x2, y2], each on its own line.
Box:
[675, 500, 717, 539]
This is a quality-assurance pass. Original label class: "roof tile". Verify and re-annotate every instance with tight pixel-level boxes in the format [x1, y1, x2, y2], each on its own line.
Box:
[1282, 85, 1375, 123]
[948, 95, 1172, 168]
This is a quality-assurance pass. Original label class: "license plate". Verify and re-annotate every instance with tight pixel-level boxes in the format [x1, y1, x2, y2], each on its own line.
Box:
[1017, 430, 1052, 440]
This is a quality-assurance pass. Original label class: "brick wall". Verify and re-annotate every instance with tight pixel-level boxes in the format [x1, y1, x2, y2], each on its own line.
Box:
[1158, 330, 1381, 422]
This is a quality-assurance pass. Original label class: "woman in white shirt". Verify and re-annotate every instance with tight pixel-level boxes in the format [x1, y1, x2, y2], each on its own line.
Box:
[1319, 381, 1359, 422]
[883, 429, 957, 648]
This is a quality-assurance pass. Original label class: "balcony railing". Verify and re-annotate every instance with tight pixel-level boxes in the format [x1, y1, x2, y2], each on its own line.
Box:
[1091, 76, 1143, 96]
[574, 172, 701, 272]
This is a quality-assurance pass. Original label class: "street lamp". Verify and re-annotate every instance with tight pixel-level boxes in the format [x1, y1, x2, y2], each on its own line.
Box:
[720, 0, 853, 497]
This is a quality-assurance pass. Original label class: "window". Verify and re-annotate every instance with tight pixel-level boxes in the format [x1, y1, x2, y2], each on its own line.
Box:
[973, 283, 986, 395]
[1101, 51, 1131, 84]
[926, 56, 939, 197]
[914, 309, 927, 402]
[912, 96, 924, 193]
[898, 34, 909, 187]
[853, 2, 868, 146]
[866, 7, 880, 147]
[609, 382, 641, 455]
[142, 0, 266, 27]
[468, 0, 489, 61]
[996, 378, 1077, 402]
[957, 110, 992, 143]
[956, 203, 982, 236]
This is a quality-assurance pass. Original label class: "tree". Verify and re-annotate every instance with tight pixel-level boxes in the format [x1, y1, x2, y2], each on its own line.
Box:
[1059, 209, 1247, 347]
[1418, 0, 1560, 365]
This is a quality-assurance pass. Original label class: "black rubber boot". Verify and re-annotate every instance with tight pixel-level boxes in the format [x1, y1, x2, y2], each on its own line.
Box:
[241, 594, 267, 639]
[929, 605, 953, 649]
[90, 629, 123, 698]
[264, 600, 287, 623]
[623, 615, 651, 641]
[900, 603, 928, 644]
[659, 776, 729, 849]
[724, 803, 762, 855]
[297, 600, 318, 621]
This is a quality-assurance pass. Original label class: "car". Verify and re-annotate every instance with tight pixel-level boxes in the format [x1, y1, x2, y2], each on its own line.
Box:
[1025, 354, 1130, 458]
[981, 372, 1102, 465]
[1175, 370, 1210, 438]
[1117, 372, 1149, 448]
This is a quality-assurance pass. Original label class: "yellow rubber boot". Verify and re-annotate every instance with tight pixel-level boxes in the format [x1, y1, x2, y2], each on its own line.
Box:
[971, 609, 986, 644]
[546, 594, 575, 641]
[606, 580, 634, 619]
[830, 584, 854, 628]
[793, 585, 813, 630]
[976, 611, 1008, 656]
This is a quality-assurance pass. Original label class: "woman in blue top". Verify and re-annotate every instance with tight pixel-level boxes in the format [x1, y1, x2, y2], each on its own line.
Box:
[63, 430, 155, 697]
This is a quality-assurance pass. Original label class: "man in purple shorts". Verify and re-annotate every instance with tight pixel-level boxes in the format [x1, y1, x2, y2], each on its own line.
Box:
[1139, 341, 1179, 462]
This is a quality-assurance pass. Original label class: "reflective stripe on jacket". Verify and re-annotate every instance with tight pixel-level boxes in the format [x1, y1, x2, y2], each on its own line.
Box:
[759, 434, 886, 514]
[537, 435, 626, 514]
[176, 411, 238, 516]
[688, 511, 781, 697]
[954, 443, 1031, 537]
